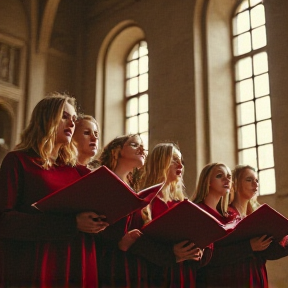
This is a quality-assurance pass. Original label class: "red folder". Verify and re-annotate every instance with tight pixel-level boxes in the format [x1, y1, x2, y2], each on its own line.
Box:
[141, 199, 231, 249]
[32, 166, 163, 224]
[218, 204, 288, 245]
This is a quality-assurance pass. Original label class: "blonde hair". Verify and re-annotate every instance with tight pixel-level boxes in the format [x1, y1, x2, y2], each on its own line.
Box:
[232, 165, 261, 214]
[192, 162, 230, 216]
[140, 142, 185, 202]
[139, 142, 185, 223]
[15, 92, 77, 169]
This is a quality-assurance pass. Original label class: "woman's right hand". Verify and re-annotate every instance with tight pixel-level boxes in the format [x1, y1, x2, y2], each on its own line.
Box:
[173, 240, 203, 263]
[250, 235, 273, 251]
[76, 212, 109, 233]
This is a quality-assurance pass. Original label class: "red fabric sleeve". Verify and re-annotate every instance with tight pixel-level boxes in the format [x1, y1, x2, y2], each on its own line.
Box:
[0, 152, 79, 241]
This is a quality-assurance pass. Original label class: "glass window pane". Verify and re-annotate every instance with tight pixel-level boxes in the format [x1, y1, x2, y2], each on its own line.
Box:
[235, 10, 250, 35]
[236, 79, 254, 103]
[233, 33, 251, 56]
[237, 101, 255, 125]
[238, 124, 256, 149]
[127, 60, 138, 78]
[239, 147, 257, 169]
[237, 0, 249, 14]
[255, 96, 271, 121]
[258, 144, 274, 169]
[235, 57, 252, 81]
[139, 113, 149, 133]
[126, 98, 138, 117]
[251, 4, 265, 28]
[139, 73, 148, 93]
[126, 116, 138, 134]
[253, 52, 268, 75]
[139, 94, 148, 113]
[259, 169, 276, 195]
[127, 44, 139, 61]
[254, 73, 269, 97]
[140, 132, 149, 151]
[252, 26, 267, 50]
[139, 41, 148, 57]
[126, 77, 138, 96]
[139, 55, 148, 74]
[250, 0, 262, 7]
[257, 120, 272, 145]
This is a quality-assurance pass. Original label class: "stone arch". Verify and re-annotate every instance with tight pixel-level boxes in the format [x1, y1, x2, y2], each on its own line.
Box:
[95, 21, 145, 144]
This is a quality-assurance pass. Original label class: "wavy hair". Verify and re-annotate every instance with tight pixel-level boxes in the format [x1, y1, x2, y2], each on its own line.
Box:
[99, 134, 136, 171]
[99, 134, 143, 188]
[231, 164, 260, 214]
[15, 92, 77, 169]
[140, 142, 185, 202]
[192, 162, 231, 216]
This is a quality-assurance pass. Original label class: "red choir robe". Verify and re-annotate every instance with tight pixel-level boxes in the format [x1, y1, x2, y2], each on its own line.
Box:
[0, 149, 101, 288]
[196, 203, 288, 288]
[127, 197, 213, 288]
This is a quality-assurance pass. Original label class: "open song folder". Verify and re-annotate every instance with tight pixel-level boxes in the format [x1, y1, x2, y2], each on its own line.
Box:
[141, 199, 232, 249]
[218, 203, 288, 245]
[32, 165, 163, 224]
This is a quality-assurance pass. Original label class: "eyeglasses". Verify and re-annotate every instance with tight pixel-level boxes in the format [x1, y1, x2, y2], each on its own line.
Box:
[63, 111, 77, 123]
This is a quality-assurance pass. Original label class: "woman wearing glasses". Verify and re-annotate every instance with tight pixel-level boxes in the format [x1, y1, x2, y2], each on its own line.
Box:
[97, 134, 147, 287]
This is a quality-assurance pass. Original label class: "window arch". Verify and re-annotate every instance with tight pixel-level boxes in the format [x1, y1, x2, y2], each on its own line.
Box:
[232, 0, 275, 195]
[95, 22, 146, 146]
[125, 40, 149, 149]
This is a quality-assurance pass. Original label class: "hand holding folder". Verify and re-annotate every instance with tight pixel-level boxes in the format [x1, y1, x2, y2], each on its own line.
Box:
[32, 166, 163, 224]
[218, 204, 288, 245]
[141, 199, 231, 249]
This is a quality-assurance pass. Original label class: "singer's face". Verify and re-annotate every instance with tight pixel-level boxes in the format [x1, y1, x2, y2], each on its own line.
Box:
[167, 149, 183, 183]
[239, 168, 259, 200]
[120, 135, 146, 168]
[209, 165, 232, 197]
[73, 119, 99, 159]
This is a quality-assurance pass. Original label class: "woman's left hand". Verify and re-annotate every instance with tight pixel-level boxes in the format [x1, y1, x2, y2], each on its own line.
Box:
[118, 229, 143, 251]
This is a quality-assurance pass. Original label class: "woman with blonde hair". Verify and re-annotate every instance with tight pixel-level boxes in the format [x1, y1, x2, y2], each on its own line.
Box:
[193, 163, 287, 288]
[193, 162, 232, 220]
[128, 142, 210, 288]
[140, 142, 185, 211]
[0, 93, 106, 287]
[229, 164, 260, 217]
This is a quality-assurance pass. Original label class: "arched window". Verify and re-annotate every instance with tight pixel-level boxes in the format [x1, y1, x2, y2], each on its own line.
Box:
[125, 40, 149, 149]
[233, 0, 275, 195]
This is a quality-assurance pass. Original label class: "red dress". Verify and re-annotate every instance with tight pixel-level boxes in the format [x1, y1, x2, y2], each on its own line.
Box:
[0, 149, 100, 288]
[196, 203, 288, 288]
[128, 197, 212, 288]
